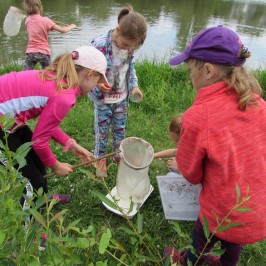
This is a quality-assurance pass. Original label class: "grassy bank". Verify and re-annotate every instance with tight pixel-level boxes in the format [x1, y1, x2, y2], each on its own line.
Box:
[1, 62, 266, 265]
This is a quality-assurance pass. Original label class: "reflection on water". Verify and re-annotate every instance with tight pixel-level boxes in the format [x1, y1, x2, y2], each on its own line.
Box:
[0, 0, 265, 69]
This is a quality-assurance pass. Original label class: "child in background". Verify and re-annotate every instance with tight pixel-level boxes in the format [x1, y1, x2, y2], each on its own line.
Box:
[154, 113, 182, 172]
[165, 25, 266, 265]
[154, 113, 202, 219]
[0, 46, 108, 204]
[89, 6, 147, 177]
[23, 0, 77, 70]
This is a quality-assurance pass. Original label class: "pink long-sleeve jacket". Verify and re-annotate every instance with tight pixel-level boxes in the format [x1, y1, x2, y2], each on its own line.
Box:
[0, 70, 80, 166]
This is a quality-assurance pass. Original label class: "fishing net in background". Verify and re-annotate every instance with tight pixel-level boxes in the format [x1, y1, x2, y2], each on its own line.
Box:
[3, 6, 26, 37]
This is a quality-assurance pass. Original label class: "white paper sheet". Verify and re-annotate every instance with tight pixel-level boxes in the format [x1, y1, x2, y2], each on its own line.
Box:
[156, 172, 202, 221]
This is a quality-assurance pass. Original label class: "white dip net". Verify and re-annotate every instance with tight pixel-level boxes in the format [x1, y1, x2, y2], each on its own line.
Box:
[3, 6, 26, 37]
[116, 137, 154, 203]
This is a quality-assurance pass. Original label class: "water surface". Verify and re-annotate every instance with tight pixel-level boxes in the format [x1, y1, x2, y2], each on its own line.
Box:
[0, 0, 265, 69]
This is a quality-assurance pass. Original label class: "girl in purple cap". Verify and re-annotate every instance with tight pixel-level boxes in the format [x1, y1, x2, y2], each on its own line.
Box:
[164, 25, 266, 266]
[0, 46, 108, 207]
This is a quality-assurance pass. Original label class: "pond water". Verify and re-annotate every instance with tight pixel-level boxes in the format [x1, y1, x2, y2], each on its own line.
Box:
[0, 0, 266, 70]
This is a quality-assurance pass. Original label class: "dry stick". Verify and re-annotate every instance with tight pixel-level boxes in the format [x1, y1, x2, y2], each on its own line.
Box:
[44, 150, 121, 178]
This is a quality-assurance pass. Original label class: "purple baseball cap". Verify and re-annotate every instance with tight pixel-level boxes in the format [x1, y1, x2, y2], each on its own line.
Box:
[169, 25, 246, 66]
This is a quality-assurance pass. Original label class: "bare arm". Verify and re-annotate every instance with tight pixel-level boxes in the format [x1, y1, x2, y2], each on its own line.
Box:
[52, 23, 77, 33]
[154, 148, 177, 159]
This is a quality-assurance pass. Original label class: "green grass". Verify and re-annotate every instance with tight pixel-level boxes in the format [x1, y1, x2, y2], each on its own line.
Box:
[1, 62, 266, 265]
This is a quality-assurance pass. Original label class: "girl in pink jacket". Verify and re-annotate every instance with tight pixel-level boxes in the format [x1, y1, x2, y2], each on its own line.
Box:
[0, 46, 108, 204]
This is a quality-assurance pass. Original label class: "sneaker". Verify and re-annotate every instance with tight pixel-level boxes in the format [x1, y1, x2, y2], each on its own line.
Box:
[113, 156, 121, 164]
[38, 233, 47, 251]
[164, 247, 186, 265]
[51, 194, 71, 204]
[96, 158, 107, 177]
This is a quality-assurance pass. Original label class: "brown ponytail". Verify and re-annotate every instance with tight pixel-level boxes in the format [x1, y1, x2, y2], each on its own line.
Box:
[118, 5, 134, 23]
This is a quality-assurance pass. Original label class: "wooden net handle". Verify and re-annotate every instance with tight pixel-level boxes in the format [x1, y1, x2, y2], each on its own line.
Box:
[44, 150, 120, 178]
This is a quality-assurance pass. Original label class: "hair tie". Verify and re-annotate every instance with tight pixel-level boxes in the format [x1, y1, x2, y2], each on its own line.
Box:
[71, 51, 76, 60]
[242, 45, 249, 54]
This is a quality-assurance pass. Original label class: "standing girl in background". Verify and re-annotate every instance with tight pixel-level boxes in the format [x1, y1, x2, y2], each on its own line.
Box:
[89, 6, 147, 177]
[23, 0, 77, 70]
[165, 26, 266, 265]
[0, 46, 108, 204]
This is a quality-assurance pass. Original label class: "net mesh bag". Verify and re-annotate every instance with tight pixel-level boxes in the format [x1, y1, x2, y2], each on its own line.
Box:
[119, 137, 154, 169]
[4, 6, 26, 37]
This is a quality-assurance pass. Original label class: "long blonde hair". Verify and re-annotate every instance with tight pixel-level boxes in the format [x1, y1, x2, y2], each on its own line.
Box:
[40, 52, 83, 90]
[189, 51, 263, 111]
[24, 0, 43, 15]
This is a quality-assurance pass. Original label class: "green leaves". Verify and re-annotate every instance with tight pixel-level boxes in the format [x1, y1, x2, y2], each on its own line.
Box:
[0, 230, 6, 245]
[99, 229, 111, 254]
[28, 208, 47, 228]
[216, 222, 242, 232]
[136, 212, 143, 234]
[13, 141, 33, 169]
[91, 190, 118, 210]
[202, 216, 210, 239]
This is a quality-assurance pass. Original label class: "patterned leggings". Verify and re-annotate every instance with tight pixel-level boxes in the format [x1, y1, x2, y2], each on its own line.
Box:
[24, 52, 51, 70]
[185, 218, 243, 266]
[93, 99, 127, 158]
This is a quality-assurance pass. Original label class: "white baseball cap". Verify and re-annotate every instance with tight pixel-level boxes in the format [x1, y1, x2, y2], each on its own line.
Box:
[73, 46, 109, 86]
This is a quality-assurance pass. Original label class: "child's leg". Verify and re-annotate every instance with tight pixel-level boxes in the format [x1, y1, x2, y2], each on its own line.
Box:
[94, 103, 112, 157]
[24, 53, 37, 70]
[220, 239, 242, 266]
[1, 126, 47, 193]
[36, 53, 51, 69]
[185, 218, 220, 265]
[112, 99, 127, 157]
[18, 126, 47, 192]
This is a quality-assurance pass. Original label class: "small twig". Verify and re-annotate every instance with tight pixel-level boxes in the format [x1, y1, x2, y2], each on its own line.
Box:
[44, 150, 120, 178]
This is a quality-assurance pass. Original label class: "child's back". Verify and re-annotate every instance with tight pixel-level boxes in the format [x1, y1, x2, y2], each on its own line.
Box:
[23, 0, 76, 70]
[25, 14, 55, 56]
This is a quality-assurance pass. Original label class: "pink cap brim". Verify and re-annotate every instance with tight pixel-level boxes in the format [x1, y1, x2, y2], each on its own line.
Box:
[99, 74, 110, 87]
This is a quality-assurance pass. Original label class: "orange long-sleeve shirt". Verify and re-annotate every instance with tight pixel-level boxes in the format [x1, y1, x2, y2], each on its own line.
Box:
[177, 81, 266, 244]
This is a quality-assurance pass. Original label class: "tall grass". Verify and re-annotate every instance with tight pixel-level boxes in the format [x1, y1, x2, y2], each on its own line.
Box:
[1, 62, 266, 265]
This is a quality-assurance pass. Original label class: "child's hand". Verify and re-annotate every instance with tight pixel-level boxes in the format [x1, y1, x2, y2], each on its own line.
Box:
[98, 83, 112, 93]
[168, 157, 179, 171]
[69, 142, 94, 163]
[51, 161, 73, 176]
[130, 87, 143, 102]
[69, 24, 77, 29]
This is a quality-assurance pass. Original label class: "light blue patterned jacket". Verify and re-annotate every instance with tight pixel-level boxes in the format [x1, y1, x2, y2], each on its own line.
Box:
[88, 30, 138, 105]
